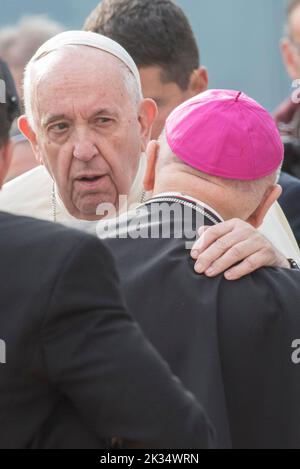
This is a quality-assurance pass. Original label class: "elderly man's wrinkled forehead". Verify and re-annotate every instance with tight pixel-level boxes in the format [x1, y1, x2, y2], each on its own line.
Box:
[28, 45, 140, 126]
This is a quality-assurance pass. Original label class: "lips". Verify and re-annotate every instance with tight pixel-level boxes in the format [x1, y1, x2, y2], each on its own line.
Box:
[74, 173, 108, 190]
[76, 173, 104, 182]
[78, 175, 102, 182]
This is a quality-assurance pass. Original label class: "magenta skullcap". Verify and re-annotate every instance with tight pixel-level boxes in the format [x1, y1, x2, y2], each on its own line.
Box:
[165, 89, 284, 180]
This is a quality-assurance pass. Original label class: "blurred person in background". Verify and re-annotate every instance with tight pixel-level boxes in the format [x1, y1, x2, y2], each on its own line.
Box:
[277, 0, 300, 178]
[84, 0, 209, 141]
[0, 16, 64, 100]
[0, 15, 64, 181]
[271, 0, 300, 245]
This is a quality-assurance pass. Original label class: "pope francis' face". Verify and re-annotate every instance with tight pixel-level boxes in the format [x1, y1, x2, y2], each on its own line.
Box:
[19, 46, 156, 221]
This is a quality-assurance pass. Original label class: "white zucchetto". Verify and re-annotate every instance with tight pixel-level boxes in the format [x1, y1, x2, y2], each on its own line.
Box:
[30, 30, 142, 95]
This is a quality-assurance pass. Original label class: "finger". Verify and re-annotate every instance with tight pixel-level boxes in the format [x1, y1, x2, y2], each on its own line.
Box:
[194, 229, 256, 274]
[224, 251, 270, 280]
[190, 226, 210, 258]
[197, 225, 210, 237]
[200, 239, 261, 276]
[191, 219, 238, 259]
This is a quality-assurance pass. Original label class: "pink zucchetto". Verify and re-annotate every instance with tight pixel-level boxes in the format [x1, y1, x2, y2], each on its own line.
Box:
[165, 89, 284, 180]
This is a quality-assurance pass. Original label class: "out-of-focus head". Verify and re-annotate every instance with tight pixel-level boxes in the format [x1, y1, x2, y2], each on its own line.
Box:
[144, 90, 284, 228]
[19, 31, 157, 221]
[0, 59, 20, 187]
[0, 15, 64, 100]
[281, 0, 300, 80]
[84, 0, 208, 139]
[4, 136, 38, 182]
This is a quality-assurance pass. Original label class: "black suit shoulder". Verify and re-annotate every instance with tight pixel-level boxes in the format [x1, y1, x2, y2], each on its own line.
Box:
[0, 211, 214, 449]
[0, 211, 114, 333]
[216, 266, 300, 448]
[0, 210, 113, 296]
[104, 225, 300, 448]
[0, 210, 99, 260]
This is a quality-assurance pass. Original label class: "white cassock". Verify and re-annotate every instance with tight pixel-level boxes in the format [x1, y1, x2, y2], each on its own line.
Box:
[0, 154, 299, 262]
[0, 155, 148, 234]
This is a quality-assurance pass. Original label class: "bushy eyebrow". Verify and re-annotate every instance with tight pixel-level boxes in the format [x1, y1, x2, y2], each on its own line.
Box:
[91, 108, 119, 119]
[42, 108, 119, 127]
[42, 114, 68, 127]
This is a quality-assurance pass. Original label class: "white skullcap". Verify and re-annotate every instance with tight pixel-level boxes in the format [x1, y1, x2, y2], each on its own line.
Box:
[30, 30, 142, 94]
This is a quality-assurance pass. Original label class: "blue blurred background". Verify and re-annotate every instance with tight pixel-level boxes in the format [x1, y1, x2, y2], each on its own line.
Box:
[0, 0, 292, 111]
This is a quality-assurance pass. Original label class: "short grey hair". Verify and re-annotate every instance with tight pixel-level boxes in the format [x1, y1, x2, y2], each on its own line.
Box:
[157, 132, 281, 208]
[0, 15, 64, 70]
[283, 0, 300, 37]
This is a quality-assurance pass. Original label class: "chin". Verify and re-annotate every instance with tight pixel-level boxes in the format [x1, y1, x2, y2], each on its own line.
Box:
[78, 198, 119, 221]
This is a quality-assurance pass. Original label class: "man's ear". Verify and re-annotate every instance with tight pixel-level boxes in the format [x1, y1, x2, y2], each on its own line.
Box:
[281, 38, 299, 80]
[247, 184, 283, 228]
[144, 140, 160, 191]
[189, 67, 209, 95]
[0, 140, 13, 187]
[138, 99, 158, 152]
[18, 116, 43, 164]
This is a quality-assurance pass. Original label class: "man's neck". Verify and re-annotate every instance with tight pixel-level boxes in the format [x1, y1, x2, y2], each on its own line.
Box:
[152, 180, 230, 220]
[151, 191, 225, 222]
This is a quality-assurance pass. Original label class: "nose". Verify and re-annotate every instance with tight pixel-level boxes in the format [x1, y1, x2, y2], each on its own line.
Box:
[73, 141, 99, 162]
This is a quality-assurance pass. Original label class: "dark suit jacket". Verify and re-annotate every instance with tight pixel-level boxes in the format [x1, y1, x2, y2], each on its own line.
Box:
[0, 211, 213, 449]
[279, 171, 300, 248]
[102, 200, 300, 449]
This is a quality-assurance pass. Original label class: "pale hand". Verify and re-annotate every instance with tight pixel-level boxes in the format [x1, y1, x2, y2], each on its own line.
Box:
[190, 218, 290, 281]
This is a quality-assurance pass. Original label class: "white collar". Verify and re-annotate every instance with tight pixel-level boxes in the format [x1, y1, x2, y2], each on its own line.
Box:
[152, 192, 224, 222]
